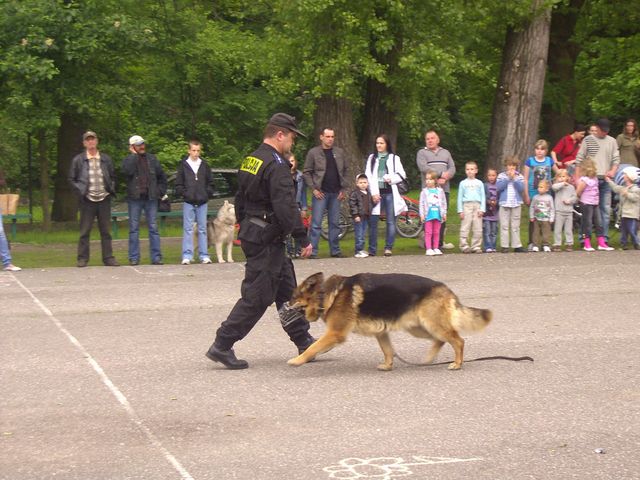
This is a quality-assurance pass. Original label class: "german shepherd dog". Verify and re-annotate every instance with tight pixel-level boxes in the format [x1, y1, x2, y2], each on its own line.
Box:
[288, 272, 492, 371]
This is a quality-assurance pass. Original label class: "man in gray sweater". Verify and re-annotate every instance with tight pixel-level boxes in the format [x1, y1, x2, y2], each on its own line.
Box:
[575, 118, 620, 241]
[416, 130, 456, 249]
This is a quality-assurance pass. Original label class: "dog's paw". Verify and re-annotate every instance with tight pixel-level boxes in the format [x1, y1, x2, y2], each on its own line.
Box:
[448, 362, 462, 370]
[377, 363, 393, 371]
[227, 259, 234, 263]
[287, 356, 305, 366]
[218, 259, 226, 264]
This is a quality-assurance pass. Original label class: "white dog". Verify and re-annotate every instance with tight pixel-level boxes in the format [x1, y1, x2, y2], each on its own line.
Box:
[207, 200, 236, 263]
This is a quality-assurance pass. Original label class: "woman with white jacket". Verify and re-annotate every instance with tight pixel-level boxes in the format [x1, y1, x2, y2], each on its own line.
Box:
[364, 134, 408, 256]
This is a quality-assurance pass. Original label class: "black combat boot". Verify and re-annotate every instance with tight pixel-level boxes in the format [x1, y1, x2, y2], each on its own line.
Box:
[205, 345, 248, 370]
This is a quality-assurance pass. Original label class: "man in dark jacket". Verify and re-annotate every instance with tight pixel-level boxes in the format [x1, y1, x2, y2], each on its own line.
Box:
[205, 113, 315, 369]
[121, 135, 167, 265]
[69, 131, 119, 267]
[303, 128, 349, 258]
[175, 140, 214, 264]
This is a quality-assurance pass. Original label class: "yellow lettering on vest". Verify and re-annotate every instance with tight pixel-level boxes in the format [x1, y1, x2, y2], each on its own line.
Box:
[240, 156, 263, 175]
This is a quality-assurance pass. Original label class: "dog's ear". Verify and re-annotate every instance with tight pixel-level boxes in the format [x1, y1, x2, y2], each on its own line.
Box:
[303, 272, 324, 290]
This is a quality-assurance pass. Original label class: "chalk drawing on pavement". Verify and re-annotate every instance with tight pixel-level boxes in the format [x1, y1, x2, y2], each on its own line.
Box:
[323, 455, 482, 479]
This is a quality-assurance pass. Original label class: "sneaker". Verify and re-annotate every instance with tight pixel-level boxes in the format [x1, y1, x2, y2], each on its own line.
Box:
[181, 258, 191, 265]
[531, 246, 539, 252]
[433, 248, 443, 255]
[331, 252, 346, 258]
[77, 259, 88, 268]
[513, 247, 527, 253]
[552, 246, 562, 252]
[129, 259, 139, 266]
[527, 243, 535, 252]
[597, 244, 614, 251]
[104, 258, 120, 267]
[621, 245, 629, 251]
[201, 257, 212, 264]
[565, 245, 573, 252]
[442, 242, 455, 250]
[472, 248, 482, 254]
[462, 247, 471, 254]
[354, 251, 369, 258]
[152, 260, 164, 265]
[384, 249, 392, 257]
[501, 248, 510, 253]
[3, 264, 21, 272]
[425, 249, 435, 256]
[583, 245, 595, 252]
[542, 246, 551, 252]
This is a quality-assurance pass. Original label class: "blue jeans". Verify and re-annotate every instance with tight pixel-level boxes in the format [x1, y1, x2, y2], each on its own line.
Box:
[369, 193, 396, 254]
[598, 178, 612, 241]
[309, 192, 341, 256]
[620, 218, 639, 247]
[353, 217, 369, 253]
[182, 202, 209, 261]
[0, 210, 13, 267]
[483, 219, 498, 251]
[127, 198, 162, 263]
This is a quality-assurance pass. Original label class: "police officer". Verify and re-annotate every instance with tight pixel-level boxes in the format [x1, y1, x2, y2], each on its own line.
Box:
[206, 113, 315, 369]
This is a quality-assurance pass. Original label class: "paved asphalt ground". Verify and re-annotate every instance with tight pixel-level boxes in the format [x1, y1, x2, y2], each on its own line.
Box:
[2, 251, 639, 480]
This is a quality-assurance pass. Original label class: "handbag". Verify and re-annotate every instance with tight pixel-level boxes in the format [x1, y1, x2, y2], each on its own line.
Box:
[0, 192, 20, 215]
[392, 156, 410, 195]
[158, 197, 171, 212]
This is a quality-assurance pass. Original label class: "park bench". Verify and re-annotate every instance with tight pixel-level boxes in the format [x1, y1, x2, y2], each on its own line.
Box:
[111, 209, 219, 239]
[3, 213, 32, 241]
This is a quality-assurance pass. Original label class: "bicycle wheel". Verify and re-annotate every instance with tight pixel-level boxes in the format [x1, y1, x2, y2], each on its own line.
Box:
[395, 204, 422, 238]
[321, 211, 350, 240]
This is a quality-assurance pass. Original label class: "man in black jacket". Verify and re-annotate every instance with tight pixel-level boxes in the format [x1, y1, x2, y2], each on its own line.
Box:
[205, 113, 315, 369]
[69, 131, 119, 267]
[175, 140, 214, 264]
[121, 135, 167, 265]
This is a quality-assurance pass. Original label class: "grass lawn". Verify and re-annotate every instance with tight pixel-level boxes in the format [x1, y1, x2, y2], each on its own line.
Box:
[5, 187, 623, 269]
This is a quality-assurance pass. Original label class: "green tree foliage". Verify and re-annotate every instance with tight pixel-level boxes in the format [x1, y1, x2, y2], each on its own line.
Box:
[573, 0, 640, 128]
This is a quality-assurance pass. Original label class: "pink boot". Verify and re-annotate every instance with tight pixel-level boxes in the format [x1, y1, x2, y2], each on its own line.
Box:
[583, 238, 595, 252]
[597, 236, 614, 251]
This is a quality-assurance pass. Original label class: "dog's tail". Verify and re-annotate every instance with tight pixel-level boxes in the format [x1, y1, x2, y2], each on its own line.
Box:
[450, 299, 492, 334]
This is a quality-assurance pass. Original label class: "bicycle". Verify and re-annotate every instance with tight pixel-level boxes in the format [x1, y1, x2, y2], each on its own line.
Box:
[318, 195, 423, 240]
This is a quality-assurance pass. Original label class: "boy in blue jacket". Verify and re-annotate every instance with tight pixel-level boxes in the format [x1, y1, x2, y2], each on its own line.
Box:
[496, 156, 526, 253]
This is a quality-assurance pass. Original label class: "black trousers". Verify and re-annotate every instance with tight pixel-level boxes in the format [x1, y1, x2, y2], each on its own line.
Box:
[214, 239, 311, 351]
[77, 196, 114, 263]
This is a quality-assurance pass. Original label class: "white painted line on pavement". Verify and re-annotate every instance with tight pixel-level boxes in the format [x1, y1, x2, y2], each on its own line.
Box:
[12, 275, 195, 480]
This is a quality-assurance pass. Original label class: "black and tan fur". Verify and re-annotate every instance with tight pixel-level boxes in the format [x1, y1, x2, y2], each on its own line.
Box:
[288, 272, 492, 371]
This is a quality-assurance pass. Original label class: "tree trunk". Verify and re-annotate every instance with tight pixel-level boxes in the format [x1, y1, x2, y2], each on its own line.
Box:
[359, 78, 399, 157]
[37, 129, 51, 231]
[486, 1, 552, 170]
[541, 0, 585, 145]
[313, 95, 362, 188]
[52, 112, 85, 221]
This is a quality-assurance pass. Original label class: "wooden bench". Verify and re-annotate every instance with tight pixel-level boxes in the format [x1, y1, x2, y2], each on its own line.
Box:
[111, 210, 218, 239]
[2, 213, 32, 241]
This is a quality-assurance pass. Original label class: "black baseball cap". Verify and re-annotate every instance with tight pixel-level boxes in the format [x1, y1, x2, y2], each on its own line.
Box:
[268, 113, 306, 138]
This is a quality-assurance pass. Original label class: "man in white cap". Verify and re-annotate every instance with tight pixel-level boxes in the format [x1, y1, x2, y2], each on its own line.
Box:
[121, 135, 167, 265]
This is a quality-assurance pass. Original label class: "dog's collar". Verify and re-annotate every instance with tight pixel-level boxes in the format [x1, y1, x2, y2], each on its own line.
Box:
[317, 291, 325, 313]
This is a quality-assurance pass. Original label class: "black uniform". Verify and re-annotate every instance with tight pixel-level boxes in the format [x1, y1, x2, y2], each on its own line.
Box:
[213, 143, 312, 351]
